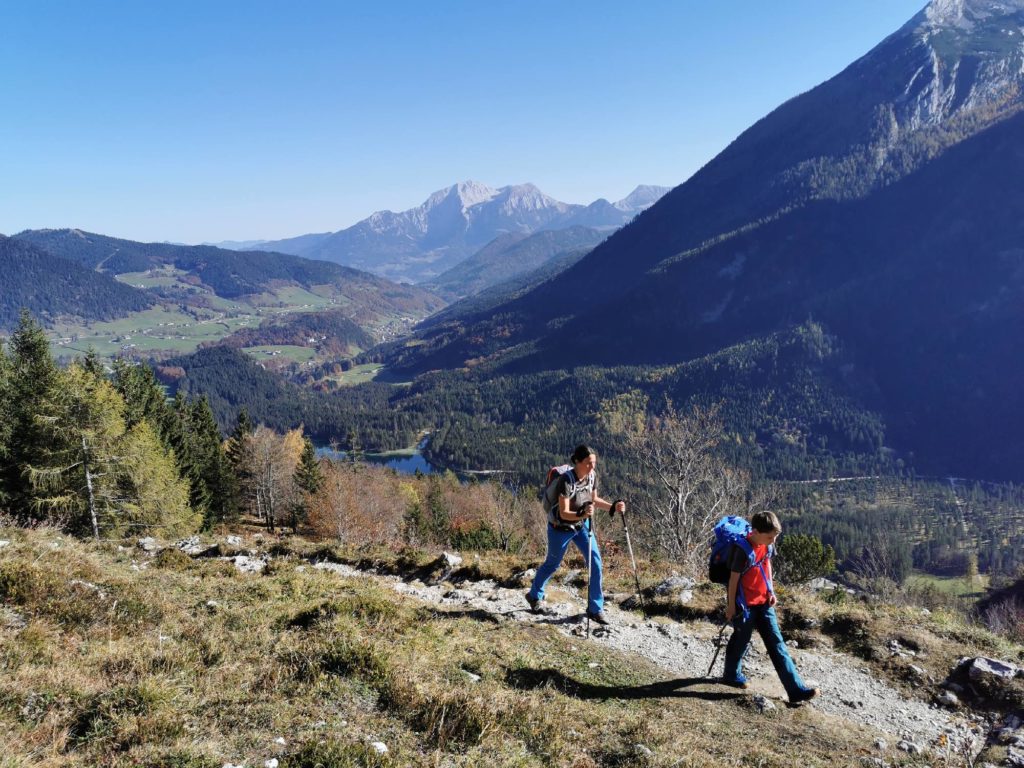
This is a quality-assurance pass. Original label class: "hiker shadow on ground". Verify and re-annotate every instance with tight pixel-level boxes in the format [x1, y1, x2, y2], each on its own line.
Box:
[430, 608, 585, 627]
[504, 667, 742, 702]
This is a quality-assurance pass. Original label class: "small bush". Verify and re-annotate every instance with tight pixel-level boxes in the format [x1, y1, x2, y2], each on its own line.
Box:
[153, 548, 194, 571]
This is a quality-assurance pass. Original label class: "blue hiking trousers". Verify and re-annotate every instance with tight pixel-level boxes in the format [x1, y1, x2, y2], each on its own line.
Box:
[723, 604, 811, 698]
[527, 520, 603, 614]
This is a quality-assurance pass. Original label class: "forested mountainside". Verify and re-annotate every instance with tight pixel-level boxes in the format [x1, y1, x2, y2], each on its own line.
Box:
[422, 226, 606, 301]
[369, 0, 1024, 482]
[13, 229, 443, 314]
[413, 246, 593, 330]
[0, 235, 154, 328]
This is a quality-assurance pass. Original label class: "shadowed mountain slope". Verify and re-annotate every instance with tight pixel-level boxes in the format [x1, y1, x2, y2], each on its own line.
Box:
[0, 235, 154, 328]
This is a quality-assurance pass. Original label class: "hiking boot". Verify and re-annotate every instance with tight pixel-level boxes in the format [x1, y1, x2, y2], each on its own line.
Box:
[525, 593, 543, 614]
[788, 687, 818, 705]
[586, 610, 611, 626]
[721, 676, 749, 690]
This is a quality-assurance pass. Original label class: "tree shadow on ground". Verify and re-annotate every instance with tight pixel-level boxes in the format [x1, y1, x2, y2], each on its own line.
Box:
[504, 667, 742, 702]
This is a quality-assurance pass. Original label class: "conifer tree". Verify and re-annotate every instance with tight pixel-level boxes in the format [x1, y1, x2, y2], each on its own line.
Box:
[4, 311, 60, 516]
[0, 343, 12, 508]
[81, 348, 104, 378]
[227, 408, 256, 517]
[291, 437, 324, 532]
[117, 420, 198, 536]
[27, 363, 126, 537]
[188, 397, 236, 528]
[112, 359, 177, 440]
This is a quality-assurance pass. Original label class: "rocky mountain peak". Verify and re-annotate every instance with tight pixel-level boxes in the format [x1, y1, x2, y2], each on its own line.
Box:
[615, 185, 672, 212]
[922, 0, 1024, 29]
[425, 181, 499, 213]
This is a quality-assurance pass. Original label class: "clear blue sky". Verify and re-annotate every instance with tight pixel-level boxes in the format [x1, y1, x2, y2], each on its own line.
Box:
[0, 1, 926, 244]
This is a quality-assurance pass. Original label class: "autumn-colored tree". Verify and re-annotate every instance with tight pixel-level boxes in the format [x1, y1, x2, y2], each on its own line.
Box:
[116, 420, 198, 536]
[27, 363, 126, 536]
[248, 426, 303, 532]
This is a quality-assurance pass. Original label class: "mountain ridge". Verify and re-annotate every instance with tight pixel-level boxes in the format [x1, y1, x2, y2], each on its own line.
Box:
[244, 182, 668, 283]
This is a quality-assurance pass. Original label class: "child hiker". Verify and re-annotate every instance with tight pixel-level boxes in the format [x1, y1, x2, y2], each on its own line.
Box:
[723, 510, 818, 705]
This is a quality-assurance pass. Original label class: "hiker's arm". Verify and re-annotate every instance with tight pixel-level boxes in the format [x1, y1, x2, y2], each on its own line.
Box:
[726, 571, 741, 622]
[558, 495, 593, 522]
[593, 495, 626, 514]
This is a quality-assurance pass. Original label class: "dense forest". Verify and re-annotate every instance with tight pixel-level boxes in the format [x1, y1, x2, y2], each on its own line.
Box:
[0, 236, 154, 328]
[203, 309, 375, 358]
[13, 228, 444, 314]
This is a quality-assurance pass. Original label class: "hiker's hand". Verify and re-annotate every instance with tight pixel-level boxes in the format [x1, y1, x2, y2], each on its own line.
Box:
[577, 502, 595, 518]
[610, 499, 626, 518]
[725, 604, 736, 622]
[768, 593, 777, 607]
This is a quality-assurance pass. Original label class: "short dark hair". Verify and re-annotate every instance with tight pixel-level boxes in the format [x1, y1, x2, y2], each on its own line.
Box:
[751, 511, 782, 533]
[571, 444, 595, 463]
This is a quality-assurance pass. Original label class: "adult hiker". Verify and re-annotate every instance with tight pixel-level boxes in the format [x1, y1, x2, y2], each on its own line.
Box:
[722, 510, 818, 704]
[526, 444, 625, 625]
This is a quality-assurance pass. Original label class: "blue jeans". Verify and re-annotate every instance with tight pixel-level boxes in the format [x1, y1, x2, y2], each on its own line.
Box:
[528, 521, 603, 614]
[724, 604, 809, 698]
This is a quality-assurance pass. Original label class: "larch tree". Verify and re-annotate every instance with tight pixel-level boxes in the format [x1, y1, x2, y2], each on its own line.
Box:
[27, 363, 127, 537]
[117, 419, 197, 537]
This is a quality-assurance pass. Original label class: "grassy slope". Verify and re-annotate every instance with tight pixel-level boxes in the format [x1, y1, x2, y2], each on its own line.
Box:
[1, 529, 1020, 767]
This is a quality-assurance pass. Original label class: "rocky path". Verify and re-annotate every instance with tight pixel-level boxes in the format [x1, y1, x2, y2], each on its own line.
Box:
[310, 560, 984, 760]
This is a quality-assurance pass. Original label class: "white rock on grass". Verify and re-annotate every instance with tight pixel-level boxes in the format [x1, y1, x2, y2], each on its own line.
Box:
[752, 694, 776, 714]
[0, 540, 10, 548]
[654, 575, 696, 596]
[175, 537, 205, 555]
[231, 555, 267, 574]
[966, 657, 1019, 681]
[369, 741, 388, 754]
[264, 760, 278, 768]
[227, 535, 243, 546]
[442, 551, 462, 569]
[273, 736, 286, 746]
[137, 537, 158, 552]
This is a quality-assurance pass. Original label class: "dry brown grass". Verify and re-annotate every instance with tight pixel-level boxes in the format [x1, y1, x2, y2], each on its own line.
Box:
[2, 526, 1016, 767]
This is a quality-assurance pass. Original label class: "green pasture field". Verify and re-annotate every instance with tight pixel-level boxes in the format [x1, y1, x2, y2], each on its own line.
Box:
[50, 307, 257, 359]
[114, 271, 183, 289]
[328, 363, 416, 387]
[242, 344, 317, 363]
[248, 285, 336, 310]
[905, 571, 989, 596]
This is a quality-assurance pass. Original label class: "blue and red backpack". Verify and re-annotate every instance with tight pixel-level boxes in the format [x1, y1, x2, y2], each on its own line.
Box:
[708, 515, 775, 615]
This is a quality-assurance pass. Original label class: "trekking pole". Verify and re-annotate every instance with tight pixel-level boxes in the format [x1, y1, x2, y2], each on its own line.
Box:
[706, 619, 730, 677]
[585, 516, 593, 639]
[619, 507, 648, 617]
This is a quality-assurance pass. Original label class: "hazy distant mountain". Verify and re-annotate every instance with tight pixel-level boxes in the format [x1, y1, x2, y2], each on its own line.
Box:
[377, 0, 1024, 480]
[251, 182, 668, 283]
[0, 235, 153, 328]
[422, 226, 607, 301]
[203, 238, 270, 250]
